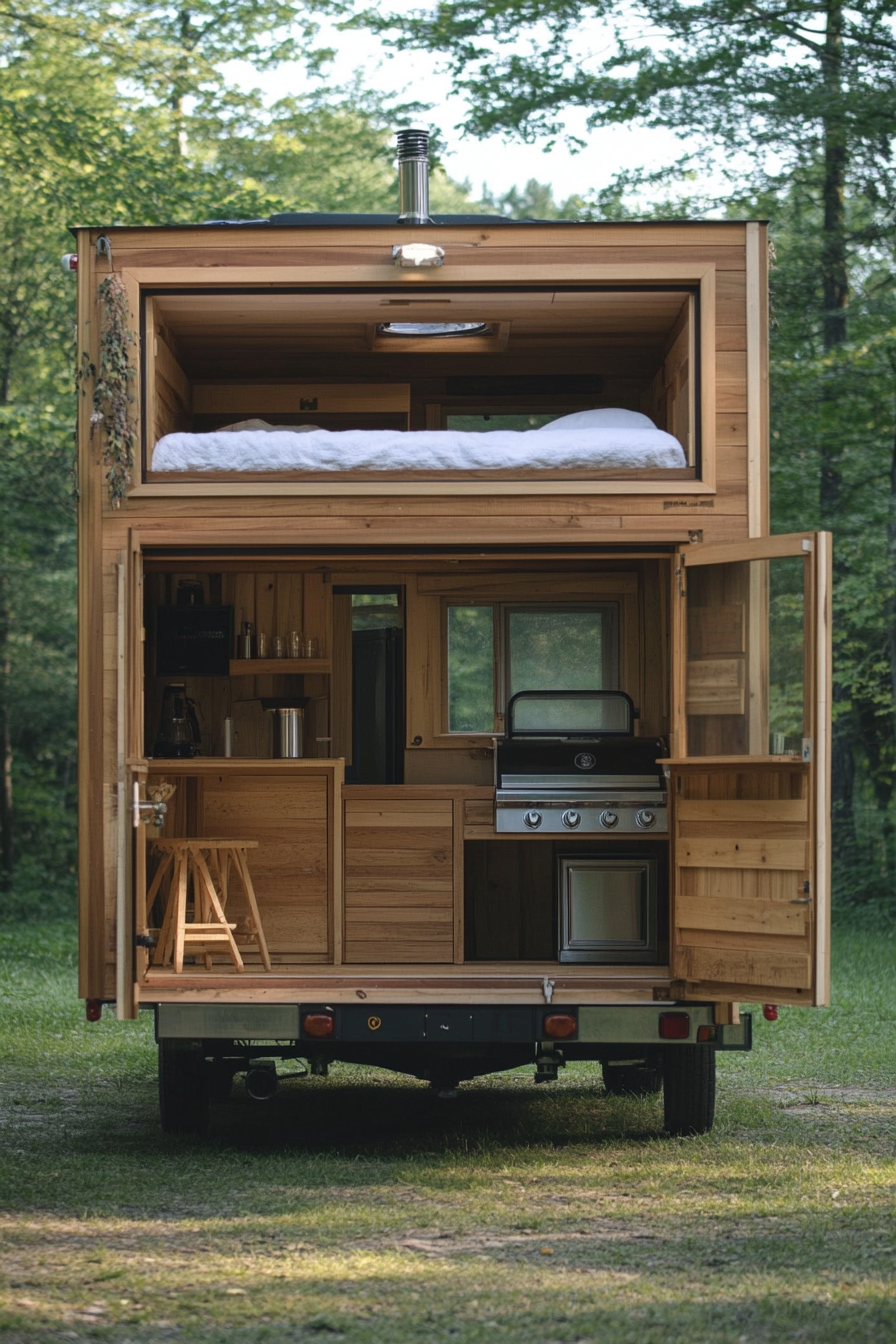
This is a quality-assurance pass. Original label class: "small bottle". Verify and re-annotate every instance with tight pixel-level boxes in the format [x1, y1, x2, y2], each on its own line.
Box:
[240, 621, 253, 659]
[302, 636, 319, 659]
[272, 634, 284, 659]
[289, 630, 302, 659]
[223, 717, 233, 758]
[257, 631, 268, 659]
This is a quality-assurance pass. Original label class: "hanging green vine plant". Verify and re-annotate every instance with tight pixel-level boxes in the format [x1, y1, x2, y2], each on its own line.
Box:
[79, 271, 137, 507]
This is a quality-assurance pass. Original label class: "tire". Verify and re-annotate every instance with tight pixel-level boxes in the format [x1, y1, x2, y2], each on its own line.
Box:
[602, 1062, 663, 1097]
[662, 1046, 716, 1136]
[158, 1042, 210, 1135]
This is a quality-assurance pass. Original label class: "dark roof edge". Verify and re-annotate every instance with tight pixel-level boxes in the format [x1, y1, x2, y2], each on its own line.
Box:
[68, 214, 770, 236]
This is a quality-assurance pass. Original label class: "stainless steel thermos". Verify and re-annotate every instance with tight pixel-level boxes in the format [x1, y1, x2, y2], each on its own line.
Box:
[275, 707, 303, 758]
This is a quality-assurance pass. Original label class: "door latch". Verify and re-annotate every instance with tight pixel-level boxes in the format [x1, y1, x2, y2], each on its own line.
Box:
[132, 781, 167, 829]
[791, 879, 811, 905]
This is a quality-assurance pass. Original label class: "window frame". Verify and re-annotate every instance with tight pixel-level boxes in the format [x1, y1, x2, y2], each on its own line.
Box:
[444, 599, 623, 737]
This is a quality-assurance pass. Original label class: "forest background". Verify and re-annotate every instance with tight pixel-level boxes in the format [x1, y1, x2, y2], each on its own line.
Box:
[2, 0, 895, 924]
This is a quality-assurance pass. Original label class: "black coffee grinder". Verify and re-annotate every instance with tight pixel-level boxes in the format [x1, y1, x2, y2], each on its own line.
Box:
[154, 683, 201, 758]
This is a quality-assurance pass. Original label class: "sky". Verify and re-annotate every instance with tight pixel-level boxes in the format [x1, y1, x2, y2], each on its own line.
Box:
[223, 12, 699, 205]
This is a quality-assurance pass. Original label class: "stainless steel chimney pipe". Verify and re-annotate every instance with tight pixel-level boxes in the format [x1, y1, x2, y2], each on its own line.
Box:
[397, 128, 432, 224]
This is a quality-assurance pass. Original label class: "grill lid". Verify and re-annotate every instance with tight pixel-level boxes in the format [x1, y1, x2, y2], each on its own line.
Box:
[506, 689, 635, 738]
[498, 691, 664, 792]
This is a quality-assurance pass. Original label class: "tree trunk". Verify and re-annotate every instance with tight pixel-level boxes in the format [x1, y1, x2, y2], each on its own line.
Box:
[821, 0, 848, 353]
[0, 562, 12, 896]
[819, 0, 849, 528]
[816, 0, 861, 887]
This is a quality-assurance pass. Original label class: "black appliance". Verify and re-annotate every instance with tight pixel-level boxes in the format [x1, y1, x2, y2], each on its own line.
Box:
[154, 683, 201, 758]
[495, 690, 667, 834]
[156, 605, 233, 677]
[557, 853, 658, 963]
[495, 690, 666, 965]
[346, 627, 404, 784]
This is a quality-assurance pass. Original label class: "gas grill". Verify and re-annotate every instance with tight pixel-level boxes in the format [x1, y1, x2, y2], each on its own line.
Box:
[495, 690, 667, 835]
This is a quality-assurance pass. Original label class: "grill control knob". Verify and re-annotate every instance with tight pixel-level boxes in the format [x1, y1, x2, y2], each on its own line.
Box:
[523, 810, 543, 829]
[636, 809, 657, 829]
[599, 810, 619, 829]
[561, 809, 581, 829]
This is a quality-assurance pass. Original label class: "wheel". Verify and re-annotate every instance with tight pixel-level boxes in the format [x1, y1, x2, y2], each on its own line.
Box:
[602, 1062, 663, 1097]
[158, 1042, 210, 1135]
[662, 1046, 716, 1135]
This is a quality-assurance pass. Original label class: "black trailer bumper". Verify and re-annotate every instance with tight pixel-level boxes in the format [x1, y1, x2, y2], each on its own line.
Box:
[154, 1002, 752, 1052]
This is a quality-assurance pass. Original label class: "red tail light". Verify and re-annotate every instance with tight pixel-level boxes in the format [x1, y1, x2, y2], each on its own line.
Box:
[658, 1012, 690, 1040]
[543, 1012, 577, 1040]
[696, 1024, 717, 1042]
[85, 999, 103, 1022]
[763, 1003, 779, 1021]
[302, 1012, 334, 1038]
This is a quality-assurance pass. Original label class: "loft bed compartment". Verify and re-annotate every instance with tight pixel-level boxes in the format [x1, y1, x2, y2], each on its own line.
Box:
[142, 288, 699, 483]
[151, 410, 687, 477]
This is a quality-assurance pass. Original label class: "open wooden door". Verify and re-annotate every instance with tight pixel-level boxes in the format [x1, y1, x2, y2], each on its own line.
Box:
[667, 533, 831, 1007]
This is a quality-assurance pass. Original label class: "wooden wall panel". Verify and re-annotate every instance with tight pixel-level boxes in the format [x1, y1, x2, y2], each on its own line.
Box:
[464, 841, 554, 960]
[344, 798, 454, 962]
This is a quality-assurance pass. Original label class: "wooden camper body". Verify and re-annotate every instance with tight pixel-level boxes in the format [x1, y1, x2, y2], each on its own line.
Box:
[74, 217, 831, 1022]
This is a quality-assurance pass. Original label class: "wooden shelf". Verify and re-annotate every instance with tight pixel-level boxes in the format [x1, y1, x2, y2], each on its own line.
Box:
[229, 658, 331, 676]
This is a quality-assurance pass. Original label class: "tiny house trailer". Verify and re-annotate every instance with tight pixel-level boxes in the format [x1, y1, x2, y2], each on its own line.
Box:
[74, 143, 831, 1135]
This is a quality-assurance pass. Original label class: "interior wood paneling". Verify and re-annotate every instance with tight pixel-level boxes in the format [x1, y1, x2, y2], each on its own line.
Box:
[464, 840, 554, 960]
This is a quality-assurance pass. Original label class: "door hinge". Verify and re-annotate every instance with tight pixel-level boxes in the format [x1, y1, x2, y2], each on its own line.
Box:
[675, 564, 686, 598]
[802, 738, 812, 763]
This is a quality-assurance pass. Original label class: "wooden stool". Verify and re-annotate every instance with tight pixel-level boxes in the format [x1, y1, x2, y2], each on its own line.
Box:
[147, 840, 272, 974]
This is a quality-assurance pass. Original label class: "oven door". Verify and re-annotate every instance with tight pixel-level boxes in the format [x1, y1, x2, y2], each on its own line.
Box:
[558, 856, 658, 963]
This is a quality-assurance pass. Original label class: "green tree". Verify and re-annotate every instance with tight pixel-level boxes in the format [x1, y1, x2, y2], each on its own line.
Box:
[359, 0, 896, 913]
[0, 3, 488, 909]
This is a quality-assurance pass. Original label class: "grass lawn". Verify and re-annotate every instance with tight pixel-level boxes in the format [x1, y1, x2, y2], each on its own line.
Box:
[0, 925, 894, 1344]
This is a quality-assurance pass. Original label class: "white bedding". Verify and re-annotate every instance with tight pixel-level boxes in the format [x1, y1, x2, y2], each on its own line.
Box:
[151, 425, 688, 474]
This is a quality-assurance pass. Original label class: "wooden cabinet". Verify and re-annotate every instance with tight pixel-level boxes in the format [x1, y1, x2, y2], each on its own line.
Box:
[144, 762, 342, 968]
[343, 795, 457, 963]
[201, 772, 330, 958]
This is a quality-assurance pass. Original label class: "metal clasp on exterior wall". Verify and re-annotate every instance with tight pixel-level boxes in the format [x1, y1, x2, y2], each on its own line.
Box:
[132, 781, 167, 829]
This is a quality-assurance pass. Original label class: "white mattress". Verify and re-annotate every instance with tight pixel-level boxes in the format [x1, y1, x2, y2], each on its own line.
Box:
[151, 426, 688, 474]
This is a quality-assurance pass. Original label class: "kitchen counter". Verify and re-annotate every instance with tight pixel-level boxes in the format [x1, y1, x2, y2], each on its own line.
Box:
[145, 757, 343, 775]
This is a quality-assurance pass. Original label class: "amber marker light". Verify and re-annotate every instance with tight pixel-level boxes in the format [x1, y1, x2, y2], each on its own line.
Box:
[302, 1012, 334, 1038]
[658, 1012, 690, 1039]
[543, 1013, 577, 1040]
